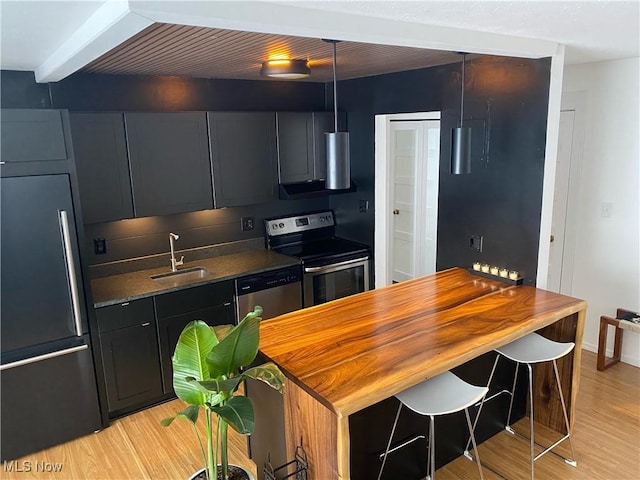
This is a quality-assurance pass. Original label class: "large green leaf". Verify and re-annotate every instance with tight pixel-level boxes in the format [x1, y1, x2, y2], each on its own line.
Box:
[160, 404, 200, 427]
[211, 396, 255, 435]
[243, 363, 285, 394]
[172, 320, 218, 405]
[194, 377, 243, 394]
[207, 307, 262, 378]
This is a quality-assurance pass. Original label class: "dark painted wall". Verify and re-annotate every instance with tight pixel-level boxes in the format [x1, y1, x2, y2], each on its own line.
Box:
[1, 70, 331, 264]
[49, 72, 327, 112]
[0, 71, 51, 108]
[330, 56, 551, 285]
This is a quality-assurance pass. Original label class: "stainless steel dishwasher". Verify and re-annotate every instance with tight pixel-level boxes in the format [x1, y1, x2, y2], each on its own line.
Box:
[236, 264, 302, 480]
[235, 265, 302, 321]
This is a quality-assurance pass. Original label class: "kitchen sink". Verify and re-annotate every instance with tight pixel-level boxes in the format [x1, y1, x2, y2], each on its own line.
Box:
[150, 267, 211, 284]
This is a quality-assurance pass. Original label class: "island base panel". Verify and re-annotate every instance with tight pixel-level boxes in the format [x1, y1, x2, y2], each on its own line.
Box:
[283, 379, 344, 479]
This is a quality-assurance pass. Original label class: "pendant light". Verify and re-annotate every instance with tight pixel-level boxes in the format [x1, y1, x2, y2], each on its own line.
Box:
[324, 39, 350, 190]
[451, 53, 471, 174]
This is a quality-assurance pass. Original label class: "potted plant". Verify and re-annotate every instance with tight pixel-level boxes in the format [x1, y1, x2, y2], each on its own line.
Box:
[161, 306, 285, 480]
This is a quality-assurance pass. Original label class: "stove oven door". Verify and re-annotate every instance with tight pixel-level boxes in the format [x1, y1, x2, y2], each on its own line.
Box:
[303, 255, 370, 307]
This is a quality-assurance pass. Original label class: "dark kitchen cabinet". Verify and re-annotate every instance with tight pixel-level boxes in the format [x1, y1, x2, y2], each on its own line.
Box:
[125, 112, 213, 217]
[276, 111, 345, 183]
[96, 298, 163, 415]
[69, 113, 133, 224]
[208, 112, 278, 207]
[1, 109, 68, 163]
[155, 281, 235, 394]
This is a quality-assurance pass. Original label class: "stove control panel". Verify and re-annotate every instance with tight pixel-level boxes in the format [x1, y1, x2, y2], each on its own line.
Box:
[265, 211, 335, 236]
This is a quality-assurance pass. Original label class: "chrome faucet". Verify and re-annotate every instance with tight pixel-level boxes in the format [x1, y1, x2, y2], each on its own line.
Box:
[169, 232, 184, 272]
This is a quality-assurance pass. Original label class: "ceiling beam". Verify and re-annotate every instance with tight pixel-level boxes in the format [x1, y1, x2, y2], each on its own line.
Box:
[131, 0, 558, 59]
[35, 1, 152, 83]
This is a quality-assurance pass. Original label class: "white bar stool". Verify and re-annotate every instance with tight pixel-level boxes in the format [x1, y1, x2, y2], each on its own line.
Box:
[378, 371, 488, 480]
[467, 333, 577, 480]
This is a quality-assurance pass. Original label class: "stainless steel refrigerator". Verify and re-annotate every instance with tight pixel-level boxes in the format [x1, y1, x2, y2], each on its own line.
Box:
[1, 174, 102, 461]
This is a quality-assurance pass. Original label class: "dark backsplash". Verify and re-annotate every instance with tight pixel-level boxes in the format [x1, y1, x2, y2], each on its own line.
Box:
[83, 197, 329, 265]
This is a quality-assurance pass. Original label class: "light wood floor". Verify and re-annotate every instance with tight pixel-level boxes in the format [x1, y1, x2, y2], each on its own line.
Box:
[3, 351, 639, 479]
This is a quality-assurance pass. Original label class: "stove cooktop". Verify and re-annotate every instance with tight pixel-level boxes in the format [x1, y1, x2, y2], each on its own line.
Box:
[273, 237, 369, 263]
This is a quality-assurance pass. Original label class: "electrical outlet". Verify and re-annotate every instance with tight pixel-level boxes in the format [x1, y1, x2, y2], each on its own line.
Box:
[469, 235, 483, 252]
[241, 216, 255, 231]
[94, 238, 107, 255]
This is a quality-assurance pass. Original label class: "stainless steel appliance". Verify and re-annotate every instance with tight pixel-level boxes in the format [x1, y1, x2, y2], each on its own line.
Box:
[236, 265, 302, 480]
[235, 265, 302, 321]
[1, 174, 102, 461]
[265, 210, 370, 307]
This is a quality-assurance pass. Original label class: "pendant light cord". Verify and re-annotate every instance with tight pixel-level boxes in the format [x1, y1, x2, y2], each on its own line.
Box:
[332, 41, 338, 132]
[460, 53, 466, 127]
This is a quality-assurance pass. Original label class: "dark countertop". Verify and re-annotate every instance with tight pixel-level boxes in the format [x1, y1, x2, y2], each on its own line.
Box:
[91, 249, 300, 308]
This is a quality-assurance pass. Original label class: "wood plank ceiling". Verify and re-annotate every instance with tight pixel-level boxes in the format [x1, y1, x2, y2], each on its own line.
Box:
[81, 23, 467, 82]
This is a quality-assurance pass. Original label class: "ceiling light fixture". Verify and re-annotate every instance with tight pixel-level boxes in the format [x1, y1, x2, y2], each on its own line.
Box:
[451, 52, 471, 174]
[324, 39, 350, 190]
[260, 59, 310, 79]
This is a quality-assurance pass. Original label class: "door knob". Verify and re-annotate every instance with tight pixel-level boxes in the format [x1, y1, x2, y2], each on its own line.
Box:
[393, 209, 399, 215]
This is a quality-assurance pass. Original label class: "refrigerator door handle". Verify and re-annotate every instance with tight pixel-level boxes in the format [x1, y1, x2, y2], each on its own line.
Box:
[0, 344, 88, 371]
[59, 210, 83, 337]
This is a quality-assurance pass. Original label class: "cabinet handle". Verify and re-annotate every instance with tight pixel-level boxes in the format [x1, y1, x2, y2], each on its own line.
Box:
[141, 322, 151, 327]
[59, 210, 83, 337]
[224, 302, 231, 306]
[121, 302, 130, 307]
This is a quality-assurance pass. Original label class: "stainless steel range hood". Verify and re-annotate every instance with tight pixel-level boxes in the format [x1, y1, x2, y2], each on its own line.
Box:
[279, 180, 356, 200]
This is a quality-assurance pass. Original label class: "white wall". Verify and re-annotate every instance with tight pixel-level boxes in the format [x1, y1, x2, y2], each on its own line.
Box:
[562, 57, 640, 366]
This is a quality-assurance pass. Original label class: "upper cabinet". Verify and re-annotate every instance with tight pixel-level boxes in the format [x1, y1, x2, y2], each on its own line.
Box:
[276, 112, 314, 184]
[1, 109, 68, 163]
[276, 111, 345, 184]
[208, 112, 278, 208]
[67, 109, 336, 222]
[125, 112, 213, 217]
[70, 113, 134, 224]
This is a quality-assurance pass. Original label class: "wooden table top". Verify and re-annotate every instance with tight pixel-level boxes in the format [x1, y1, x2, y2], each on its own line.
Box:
[258, 267, 587, 418]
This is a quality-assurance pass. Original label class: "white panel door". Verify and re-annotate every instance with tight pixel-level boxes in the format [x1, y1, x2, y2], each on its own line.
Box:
[389, 120, 440, 283]
[547, 110, 575, 292]
[391, 124, 418, 283]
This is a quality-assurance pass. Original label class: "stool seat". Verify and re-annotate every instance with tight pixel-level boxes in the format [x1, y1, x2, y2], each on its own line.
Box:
[379, 370, 487, 480]
[468, 332, 578, 480]
[496, 333, 574, 364]
[397, 371, 488, 416]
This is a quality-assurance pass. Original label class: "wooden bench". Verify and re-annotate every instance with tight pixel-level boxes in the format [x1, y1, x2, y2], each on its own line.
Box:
[597, 308, 640, 371]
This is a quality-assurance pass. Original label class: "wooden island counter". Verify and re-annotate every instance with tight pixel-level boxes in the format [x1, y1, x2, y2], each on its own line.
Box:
[257, 267, 587, 479]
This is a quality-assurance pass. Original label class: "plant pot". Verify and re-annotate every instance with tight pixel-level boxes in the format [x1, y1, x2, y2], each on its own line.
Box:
[188, 465, 256, 480]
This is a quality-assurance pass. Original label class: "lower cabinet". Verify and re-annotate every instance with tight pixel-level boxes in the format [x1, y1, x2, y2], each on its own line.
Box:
[155, 281, 235, 394]
[95, 282, 235, 416]
[95, 298, 163, 415]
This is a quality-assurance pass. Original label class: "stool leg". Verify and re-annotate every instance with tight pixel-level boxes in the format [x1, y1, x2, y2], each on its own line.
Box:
[464, 407, 485, 480]
[427, 414, 435, 480]
[505, 361, 520, 433]
[552, 359, 578, 466]
[465, 354, 500, 457]
[527, 363, 535, 480]
[377, 402, 403, 480]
